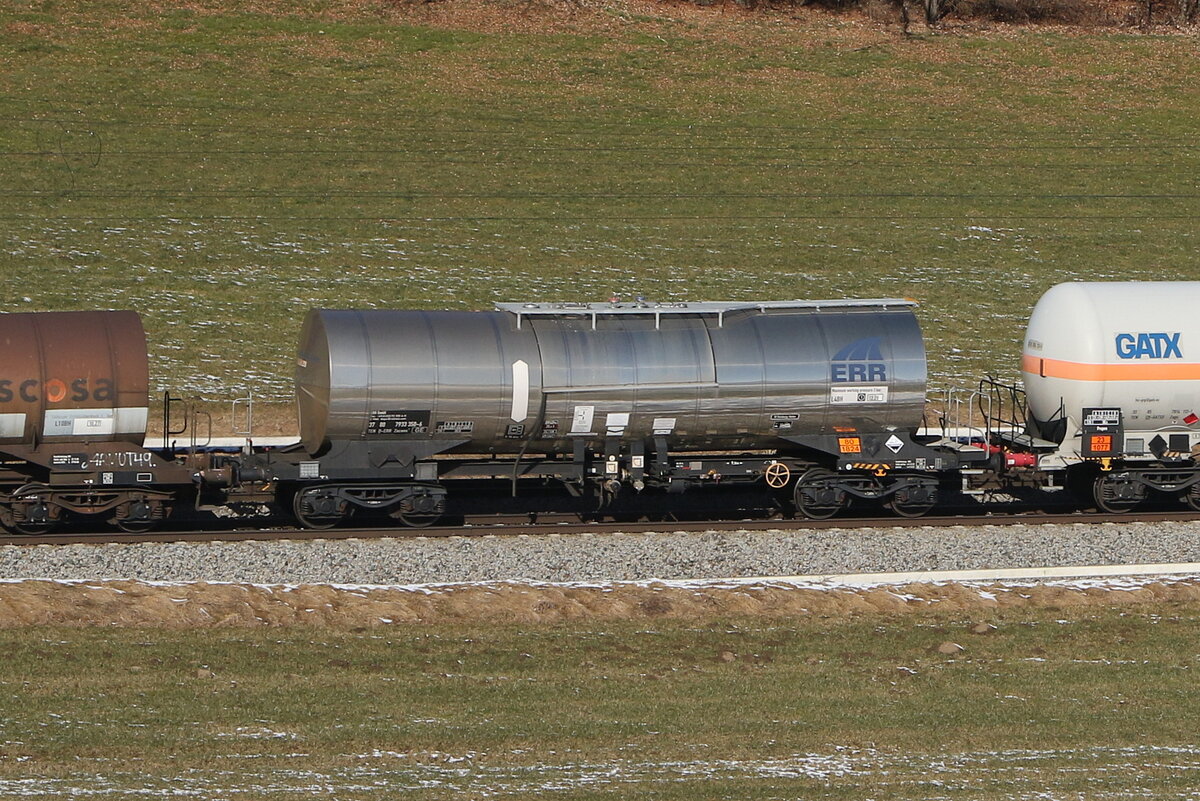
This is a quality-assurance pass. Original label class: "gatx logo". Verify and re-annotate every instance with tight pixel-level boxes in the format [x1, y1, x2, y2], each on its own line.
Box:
[831, 337, 887, 383]
[1114, 333, 1182, 360]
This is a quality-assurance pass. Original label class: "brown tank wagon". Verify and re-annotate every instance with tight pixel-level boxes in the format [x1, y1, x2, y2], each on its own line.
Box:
[0, 310, 196, 534]
[0, 310, 149, 446]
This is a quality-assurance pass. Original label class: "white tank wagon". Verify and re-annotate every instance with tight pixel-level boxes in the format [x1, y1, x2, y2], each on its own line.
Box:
[1010, 282, 1200, 511]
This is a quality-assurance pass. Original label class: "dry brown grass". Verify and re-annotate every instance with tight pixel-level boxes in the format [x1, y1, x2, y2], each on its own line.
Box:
[3, 577, 1199, 628]
[123, 0, 1198, 37]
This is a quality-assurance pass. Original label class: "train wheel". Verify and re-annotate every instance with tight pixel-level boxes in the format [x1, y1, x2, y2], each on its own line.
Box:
[793, 469, 846, 520]
[887, 484, 937, 518]
[111, 499, 165, 534]
[389, 488, 446, 528]
[292, 487, 349, 530]
[393, 511, 439, 528]
[1185, 483, 1200, 512]
[6, 484, 61, 535]
[1092, 473, 1143, 514]
[390, 503, 441, 528]
[115, 519, 156, 534]
[8, 513, 59, 536]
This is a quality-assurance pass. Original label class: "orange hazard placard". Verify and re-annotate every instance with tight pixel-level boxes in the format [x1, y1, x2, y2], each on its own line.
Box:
[1089, 434, 1113, 452]
[838, 437, 862, 454]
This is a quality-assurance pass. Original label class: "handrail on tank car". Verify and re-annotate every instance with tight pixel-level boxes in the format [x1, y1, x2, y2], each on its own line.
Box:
[162, 391, 188, 456]
[924, 385, 991, 446]
[160, 393, 216, 455]
[189, 409, 213, 452]
[978, 376, 1028, 442]
[162, 390, 187, 434]
[232, 392, 254, 437]
[978, 375, 1069, 448]
[496, 299, 917, 331]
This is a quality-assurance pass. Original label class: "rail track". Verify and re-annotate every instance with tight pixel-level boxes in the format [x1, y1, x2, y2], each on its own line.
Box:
[3, 508, 1199, 548]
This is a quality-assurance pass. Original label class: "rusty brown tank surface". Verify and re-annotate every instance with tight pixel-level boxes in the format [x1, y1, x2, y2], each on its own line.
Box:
[0, 311, 149, 446]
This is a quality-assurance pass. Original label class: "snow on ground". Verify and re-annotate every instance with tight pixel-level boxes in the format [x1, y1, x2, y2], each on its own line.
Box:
[2, 745, 1199, 798]
[4, 570, 1200, 595]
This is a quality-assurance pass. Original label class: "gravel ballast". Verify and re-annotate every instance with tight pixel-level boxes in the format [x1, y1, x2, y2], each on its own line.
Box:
[4, 521, 1200, 584]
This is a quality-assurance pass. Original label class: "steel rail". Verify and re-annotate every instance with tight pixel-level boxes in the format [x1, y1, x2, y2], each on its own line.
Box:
[2, 509, 1198, 548]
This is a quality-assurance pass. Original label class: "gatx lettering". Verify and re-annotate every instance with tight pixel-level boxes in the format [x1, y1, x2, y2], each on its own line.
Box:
[1115, 333, 1182, 360]
[0, 378, 115, 403]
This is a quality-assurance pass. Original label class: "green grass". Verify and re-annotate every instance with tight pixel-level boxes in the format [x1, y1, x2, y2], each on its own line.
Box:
[3, 606, 1200, 798]
[1, 1, 1199, 413]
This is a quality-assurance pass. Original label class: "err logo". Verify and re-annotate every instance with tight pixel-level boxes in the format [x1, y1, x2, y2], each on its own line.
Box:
[831, 337, 887, 383]
[1114, 333, 1182, 360]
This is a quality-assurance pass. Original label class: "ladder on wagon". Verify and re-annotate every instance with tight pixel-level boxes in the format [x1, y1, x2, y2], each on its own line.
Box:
[160, 391, 214, 456]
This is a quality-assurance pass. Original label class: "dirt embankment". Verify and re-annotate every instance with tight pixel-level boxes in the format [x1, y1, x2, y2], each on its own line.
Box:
[2, 578, 1200, 628]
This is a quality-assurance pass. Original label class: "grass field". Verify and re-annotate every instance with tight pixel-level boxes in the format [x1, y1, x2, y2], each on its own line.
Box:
[3, 8, 1199, 795]
[3, 604, 1200, 799]
[3, 0, 1199, 426]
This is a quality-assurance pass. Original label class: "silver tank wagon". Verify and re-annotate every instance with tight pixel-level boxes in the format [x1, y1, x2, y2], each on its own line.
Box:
[295, 300, 927, 456]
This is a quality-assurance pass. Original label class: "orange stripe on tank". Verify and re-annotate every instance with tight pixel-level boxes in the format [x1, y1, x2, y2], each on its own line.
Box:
[1021, 353, 1200, 381]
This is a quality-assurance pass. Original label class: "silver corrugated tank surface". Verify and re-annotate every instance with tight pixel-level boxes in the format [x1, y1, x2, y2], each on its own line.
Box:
[295, 300, 927, 456]
[0, 310, 149, 446]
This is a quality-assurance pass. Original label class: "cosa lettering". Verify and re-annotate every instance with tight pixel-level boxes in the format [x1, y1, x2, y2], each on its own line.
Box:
[0, 378, 115, 403]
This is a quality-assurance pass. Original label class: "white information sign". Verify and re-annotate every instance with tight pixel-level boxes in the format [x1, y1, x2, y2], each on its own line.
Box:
[651, 417, 677, 435]
[605, 412, 630, 435]
[571, 405, 596, 434]
[830, 386, 889, 405]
